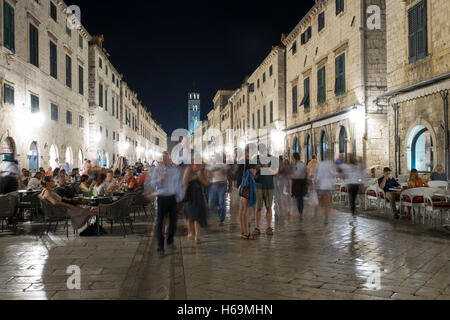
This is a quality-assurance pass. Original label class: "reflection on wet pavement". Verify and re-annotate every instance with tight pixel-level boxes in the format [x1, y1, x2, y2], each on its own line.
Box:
[0, 191, 449, 300]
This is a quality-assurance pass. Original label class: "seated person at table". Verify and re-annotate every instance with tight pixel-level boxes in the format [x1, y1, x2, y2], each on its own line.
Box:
[429, 164, 447, 182]
[378, 167, 401, 219]
[404, 169, 429, 220]
[105, 172, 121, 195]
[70, 168, 80, 182]
[27, 172, 42, 190]
[125, 169, 139, 191]
[93, 173, 107, 196]
[20, 170, 31, 188]
[55, 174, 75, 199]
[79, 175, 90, 193]
[40, 176, 98, 230]
[137, 170, 148, 188]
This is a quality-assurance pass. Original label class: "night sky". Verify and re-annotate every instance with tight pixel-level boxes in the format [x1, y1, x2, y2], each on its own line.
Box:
[69, 0, 315, 135]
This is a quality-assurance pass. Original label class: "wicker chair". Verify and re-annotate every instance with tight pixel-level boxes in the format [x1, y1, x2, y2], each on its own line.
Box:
[0, 192, 18, 232]
[131, 190, 153, 220]
[98, 198, 123, 235]
[120, 195, 135, 235]
[17, 192, 41, 222]
[39, 198, 71, 238]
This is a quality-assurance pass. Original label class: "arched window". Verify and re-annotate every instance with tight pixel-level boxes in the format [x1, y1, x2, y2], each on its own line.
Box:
[321, 132, 327, 161]
[49, 145, 59, 169]
[98, 151, 104, 168]
[78, 149, 83, 170]
[293, 137, 299, 153]
[339, 126, 347, 156]
[408, 125, 433, 173]
[65, 147, 73, 167]
[28, 142, 39, 173]
[305, 134, 312, 163]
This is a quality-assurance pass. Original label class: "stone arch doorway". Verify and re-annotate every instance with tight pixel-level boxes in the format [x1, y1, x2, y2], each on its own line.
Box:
[28, 141, 39, 173]
[78, 149, 83, 170]
[338, 126, 348, 159]
[305, 134, 312, 163]
[49, 145, 59, 170]
[65, 147, 73, 168]
[407, 125, 434, 173]
[320, 131, 328, 161]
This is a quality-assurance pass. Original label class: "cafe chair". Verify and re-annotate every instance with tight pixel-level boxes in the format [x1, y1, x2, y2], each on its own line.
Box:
[98, 199, 123, 236]
[39, 199, 71, 238]
[424, 188, 450, 228]
[0, 192, 18, 233]
[428, 181, 448, 190]
[131, 191, 152, 220]
[400, 188, 426, 223]
[17, 192, 41, 222]
[365, 184, 381, 211]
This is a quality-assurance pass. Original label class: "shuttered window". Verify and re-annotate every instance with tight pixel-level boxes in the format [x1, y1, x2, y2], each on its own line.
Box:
[29, 24, 39, 67]
[99, 84, 103, 107]
[66, 111, 72, 125]
[3, 1, 15, 52]
[257, 110, 261, 129]
[65, 55, 72, 88]
[78, 66, 84, 95]
[50, 41, 57, 78]
[4, 84, 14, 105]
[105, 89, 108, 111]
[263, 105, 267, 127]
[317, 66, 326, 104]
[51, 104, 58, 121]
[335, 53, 346, 96]
[301, 77, 310, 110]
[408, 0, 427, 63]
[31, 94, 39, 113]
[50, 2, 57, 21]
[292, 85, 298, 114]
[318, 12, 325, 32]
[270, 101, 274, 123]
[336, 0, 344, 15]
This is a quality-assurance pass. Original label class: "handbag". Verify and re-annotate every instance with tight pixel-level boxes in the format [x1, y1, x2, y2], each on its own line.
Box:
[239, 185, 250, 200]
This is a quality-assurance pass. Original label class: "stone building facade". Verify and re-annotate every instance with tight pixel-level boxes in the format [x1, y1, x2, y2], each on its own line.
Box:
[378, 0, 450, 177]
[0, 0, 91, 171]
[246, 45, 286, 156]
[282, 0, 389, 173]
[0, 0, 167, 172]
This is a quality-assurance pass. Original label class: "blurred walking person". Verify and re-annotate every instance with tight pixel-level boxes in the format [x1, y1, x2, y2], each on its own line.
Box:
[184, 153, 210, 244]
[341, 154, 367, 217]
[314, 150, 337, 225]
[291, 152, 308, 217]
[207, 154, 229, 226]
[150, 152, 184, 257]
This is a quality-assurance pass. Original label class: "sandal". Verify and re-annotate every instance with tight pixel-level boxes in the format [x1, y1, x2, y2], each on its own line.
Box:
[266, 228, 274, 236]
[252, 228, 261, 236]
[241, 234, 257, 240]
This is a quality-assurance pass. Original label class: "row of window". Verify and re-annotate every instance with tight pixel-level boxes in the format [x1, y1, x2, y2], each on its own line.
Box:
[99, 126, 120, 142]
[291, 0, 344, 55]
[98, 57, 120, 88]
[292, 52, 346, 114]
[250, 101, 275, 130]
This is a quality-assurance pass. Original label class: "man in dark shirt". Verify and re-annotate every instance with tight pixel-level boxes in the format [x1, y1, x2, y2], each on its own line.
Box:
[378, 167, 400, 218]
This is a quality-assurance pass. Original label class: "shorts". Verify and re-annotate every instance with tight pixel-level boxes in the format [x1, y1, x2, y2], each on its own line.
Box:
[256, 189, 274, 209]
[317, 189, 333, 196]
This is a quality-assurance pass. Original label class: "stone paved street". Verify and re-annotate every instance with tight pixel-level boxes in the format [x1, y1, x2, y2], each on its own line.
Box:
[0, 192, 450, 300]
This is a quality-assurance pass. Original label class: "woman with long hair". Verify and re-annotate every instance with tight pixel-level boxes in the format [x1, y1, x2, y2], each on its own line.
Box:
[40, 176, 98, 230]
[183, 154, 210, 244]
[405, 169, 429, 220]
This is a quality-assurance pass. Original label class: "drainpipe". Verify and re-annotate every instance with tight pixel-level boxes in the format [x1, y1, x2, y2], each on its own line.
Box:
[441, 90, 449, 179]
[393, 104, 399, 177]
[360, 0, 368, 167]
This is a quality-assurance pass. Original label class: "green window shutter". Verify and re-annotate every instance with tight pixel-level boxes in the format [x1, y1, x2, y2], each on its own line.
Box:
[31, 94, 39, 113]
[335, 54, 346, 95]
[304, 77, 310, 109]
[50, 41, 57, 78]
[4, 1, 15, 52]
[51, 104, 58, 121]
[30, 24, 39, 67]
[263, 105, 266, 126]
[408, 5, 418, 62]
[65, 55, 72, 88]
[78, 66, 84, 95]
[270, 101, 274, 123]
[99, 84, 103, 107]
[417, 0, 427, 60]
[292, 85, 298, 114]
[318, 67, 326, 104]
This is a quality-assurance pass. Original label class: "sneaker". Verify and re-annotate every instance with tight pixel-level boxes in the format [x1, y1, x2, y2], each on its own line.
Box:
[167, 243, 177, 251]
